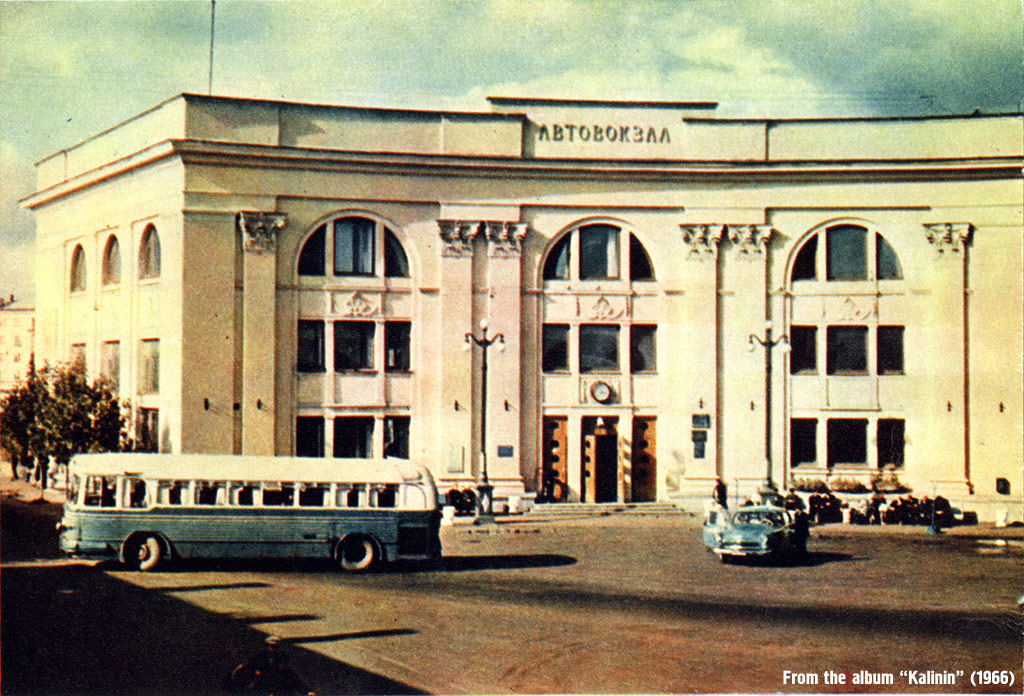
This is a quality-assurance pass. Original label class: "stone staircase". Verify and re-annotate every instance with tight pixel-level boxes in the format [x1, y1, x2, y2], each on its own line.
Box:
[524, 501, 689, 517]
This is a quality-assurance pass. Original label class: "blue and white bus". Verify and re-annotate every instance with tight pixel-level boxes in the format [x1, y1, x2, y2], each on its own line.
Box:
[57, 454, 442, 572]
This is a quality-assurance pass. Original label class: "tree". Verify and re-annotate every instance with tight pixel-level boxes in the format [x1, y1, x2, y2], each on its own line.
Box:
[0, 357, 129, 490]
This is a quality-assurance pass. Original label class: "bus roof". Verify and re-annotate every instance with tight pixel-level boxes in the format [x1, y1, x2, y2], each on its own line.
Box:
[67, 453, 433, 484]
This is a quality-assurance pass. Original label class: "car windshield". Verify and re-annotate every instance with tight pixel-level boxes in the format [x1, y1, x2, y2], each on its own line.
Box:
[734, 511, 785, 526]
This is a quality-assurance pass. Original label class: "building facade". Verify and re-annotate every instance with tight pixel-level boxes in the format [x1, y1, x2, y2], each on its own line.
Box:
[23, 95, 1023, 520]
[0, 305, 35, 395]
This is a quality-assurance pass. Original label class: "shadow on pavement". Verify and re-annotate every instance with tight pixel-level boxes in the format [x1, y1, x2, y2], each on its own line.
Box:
[1, 497, 425, 696]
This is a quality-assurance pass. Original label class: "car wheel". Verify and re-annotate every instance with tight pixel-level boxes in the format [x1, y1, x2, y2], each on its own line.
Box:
[128, 535, 164, 571]
[337, 536, 377, 572]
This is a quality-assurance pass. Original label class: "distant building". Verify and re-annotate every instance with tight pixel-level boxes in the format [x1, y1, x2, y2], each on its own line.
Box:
[22, 94, 1023, 520]
[0, 305, 34, 394]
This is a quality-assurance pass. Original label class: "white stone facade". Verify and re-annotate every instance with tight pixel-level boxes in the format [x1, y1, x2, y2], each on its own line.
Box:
[23, 95, 1023, 520]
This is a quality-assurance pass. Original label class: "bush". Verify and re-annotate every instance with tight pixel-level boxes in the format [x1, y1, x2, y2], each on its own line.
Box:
[829, 477, 870, 494]
[790, 477, 828, 493]
[871, 472, 911, 493]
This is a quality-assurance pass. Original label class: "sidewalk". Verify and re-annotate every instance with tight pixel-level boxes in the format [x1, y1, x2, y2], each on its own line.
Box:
[0, 469, 66, 505]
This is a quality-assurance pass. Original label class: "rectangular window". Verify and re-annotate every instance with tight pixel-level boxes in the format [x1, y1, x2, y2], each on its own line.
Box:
[137, 408, 159, 453]
[542, 324, 569, 372]
[334, 417, 374, 458]
[296, 320, 325, 372]
[334, 321, 375, 371]
[826, 326, 868, 375]
[295, 416, 325, 457]
[877, 326, 904, 375]
[877, 419, 905, 469]
[101, 341, 120, 391]
[826, 225, 867, 280]
[579, 324, 619, 373]
[334, 218, 375, 275]
[827, 418, 868, 467]
[790, 418, 817, 467]
[384, 415, 410, 459]
[579, 226, 619, 280]
[139, 339, 159, 393]
[630, 324, 656, 373]
[70, 343, 86, 368]
[789, 326, 817, 374]
[384, 321, 411, 372]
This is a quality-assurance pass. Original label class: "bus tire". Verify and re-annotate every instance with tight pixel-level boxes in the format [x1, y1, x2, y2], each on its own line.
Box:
[337, 535, 377, 572]
[126, 535, 164, 571]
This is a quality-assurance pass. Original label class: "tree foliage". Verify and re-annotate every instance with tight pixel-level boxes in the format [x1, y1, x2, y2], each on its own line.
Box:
[0, 356, 129, 486]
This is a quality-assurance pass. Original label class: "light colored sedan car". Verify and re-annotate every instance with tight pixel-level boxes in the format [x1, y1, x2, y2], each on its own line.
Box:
[703, 505, 808, 563]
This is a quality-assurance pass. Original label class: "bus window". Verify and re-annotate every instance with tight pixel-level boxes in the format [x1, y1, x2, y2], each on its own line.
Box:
[230, 483, 256, 506]
[375, 485, 397, 508]
[262, 484, 295, 507]
[170, 481, 187, 505]
[84, 476, 116, 507]
[125, 478, 148, 508]
[196, 482, 224, 506]
[69, 474, 81, 505]
[299, 483, 327, 507]
[341, 485, 365, 508]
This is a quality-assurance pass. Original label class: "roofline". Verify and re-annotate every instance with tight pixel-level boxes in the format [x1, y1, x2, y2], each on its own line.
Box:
[488, 96, 719, 110]
[684, 112, 1024, 125]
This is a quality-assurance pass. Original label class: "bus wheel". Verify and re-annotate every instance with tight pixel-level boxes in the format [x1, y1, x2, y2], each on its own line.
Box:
[337, 536, 377, 572]
[130, 535, 164, 571]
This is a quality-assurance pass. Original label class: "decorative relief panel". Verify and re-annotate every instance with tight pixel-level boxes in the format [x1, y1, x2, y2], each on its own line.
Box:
[238, 211, 286, 254]
[484, 221, 529, 257]
[437, 220, 481, 257]
[583, 295, 628, 321]
[727, 224, 773, 259]
[332, 291, 381, 317]
[924, 223, 972, 255]
[827, 296, 876, 322]
[680, 224, 725, 260]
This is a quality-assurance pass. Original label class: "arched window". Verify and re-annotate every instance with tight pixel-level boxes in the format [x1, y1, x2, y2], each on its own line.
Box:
[542, 223, 655, 281]
[297, 215, 409, 279]
[139, 225, 161, 279]
[70, 244, 86, 292]
[102, 235, 121, 286]
[790, 224, 902, 284]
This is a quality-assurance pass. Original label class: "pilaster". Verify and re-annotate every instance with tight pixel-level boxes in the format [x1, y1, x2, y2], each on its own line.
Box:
[238, 211, 285, 455]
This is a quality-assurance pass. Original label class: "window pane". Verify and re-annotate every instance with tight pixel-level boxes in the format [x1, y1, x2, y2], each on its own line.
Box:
[334, 321, 374, 370]
[877, 419, 905, 468]
[384, 416, 410, 459]
[139, 339, 160, 393]
[542, 324, 569, 372]
[385, 321, 411, 372]
[334, 417, 374, 458]
[137, 408, 159, 453]
[579, 225, 619, 280]
[789, 326, 817, 374]
[877, 326, 904, 375]
[102, 237, 120, 285]
[629, 234, 654, 280]
[298, 225, 326, 276]
[139, 226, 161, 279]
[792, 234, 817, 281]
[827, 418, 868, 466]
[580, 324, 619, 372]
[791, 419, 817, 467]
[297, 320, 325, 372]
[384, 229, 409, 277]
[630, 325, 656, 373]
[334, 218, 375, 275]
[826, 326, 868, 375]
[70, 245, 86, 291]
[543, 235, 571, 280]
[101, 341, 120, 391]
[876, 234, 903, 280]
[295, 416, 325, 457]
[826, 225, 867, 280]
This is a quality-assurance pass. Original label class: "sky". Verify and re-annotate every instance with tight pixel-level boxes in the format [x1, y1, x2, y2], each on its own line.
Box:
[1, 0, 1022, 305]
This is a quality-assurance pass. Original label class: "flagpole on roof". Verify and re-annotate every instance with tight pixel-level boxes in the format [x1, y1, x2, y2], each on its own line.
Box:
[208, 0, 216, 95]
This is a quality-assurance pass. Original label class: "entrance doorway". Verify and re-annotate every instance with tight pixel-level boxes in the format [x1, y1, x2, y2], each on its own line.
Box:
[582, 417, 619, 503]
[540, 417, 569, 502]
[630, 417, 657, 502]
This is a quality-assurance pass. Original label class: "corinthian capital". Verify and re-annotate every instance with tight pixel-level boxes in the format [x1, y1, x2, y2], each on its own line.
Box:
[924, 223, 972, 255]
[680, 224, 726, 260]
[238, 211, 286, 254]
[437, 220, 481, 257]
[726, 224, 773, 258]
[484, 221, 529, 257]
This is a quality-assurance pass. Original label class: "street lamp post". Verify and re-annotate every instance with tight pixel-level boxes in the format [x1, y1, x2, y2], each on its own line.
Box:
[748, 320, 789, 501]
[464, 319, 505, 517]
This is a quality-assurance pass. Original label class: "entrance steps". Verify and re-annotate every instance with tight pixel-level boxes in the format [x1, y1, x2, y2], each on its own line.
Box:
[524, 501, 687, 517]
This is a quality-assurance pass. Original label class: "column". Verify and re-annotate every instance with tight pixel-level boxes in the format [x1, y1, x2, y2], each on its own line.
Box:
[238, 211, 286, 455]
